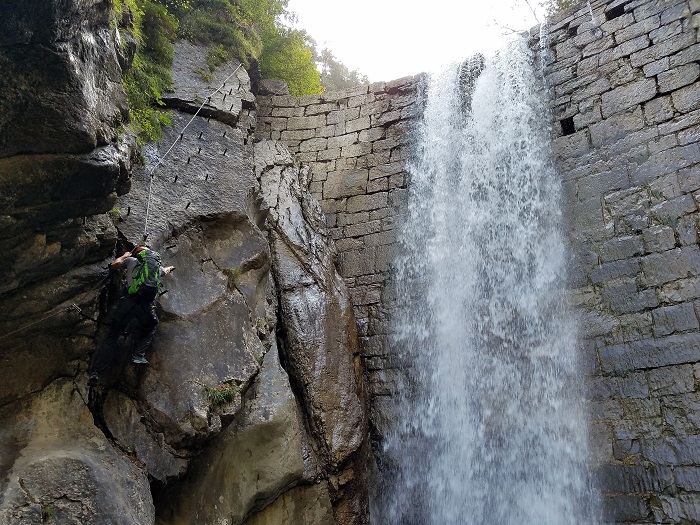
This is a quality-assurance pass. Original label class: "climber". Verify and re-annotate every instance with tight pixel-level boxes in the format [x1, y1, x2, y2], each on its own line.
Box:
[88, 246, 174, 386]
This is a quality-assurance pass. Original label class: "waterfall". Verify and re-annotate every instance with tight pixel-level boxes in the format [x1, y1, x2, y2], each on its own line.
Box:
[374, 38, 601, 525]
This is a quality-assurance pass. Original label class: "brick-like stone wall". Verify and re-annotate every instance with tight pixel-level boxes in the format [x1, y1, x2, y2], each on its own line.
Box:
[542, 0, 700, 522]
[257, 0, 700, 521]
[255, 78, 422, 402]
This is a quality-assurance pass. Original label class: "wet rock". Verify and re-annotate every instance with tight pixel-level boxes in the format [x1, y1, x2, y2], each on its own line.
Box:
[0, 379, 154, 524]
[242, 483, 334, 525]
[256, 139, 365, 469]
[156, 346, 312, 525]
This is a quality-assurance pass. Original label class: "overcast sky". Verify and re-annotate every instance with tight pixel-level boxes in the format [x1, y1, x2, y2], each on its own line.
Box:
[286, 0, 548, 82]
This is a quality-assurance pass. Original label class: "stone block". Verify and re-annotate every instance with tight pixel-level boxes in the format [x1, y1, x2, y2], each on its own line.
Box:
[599, 234, 644, 262]
[680, 167, 700, 192]
[642, 225, 676, 253]
[641, 246, 700, 287]
[367, 177, 388, 193]
[280, 129, 315, 141]
[552, 130, 590, 159]
[358, 127, 385, 143]
[590, 106, 645, 147]
[571, 77, 612, 104]
[676, 214, 699, 245]
[359, 99, 391, 118]
[322, 169, 368, 200]
[347, 192, 388, 213]
[615, 14, 661, 44]
[660, 2, 691, 25]
[597, 464, 673, 494]
[317, 148, 341, 162]
[660, 276, 700, 303]
[372, 110, 403, 127]
[368, 161, 405, 180]
[603, 280, 659, 314]
[299, 137, 328, 152]
[556, 73, 599, 97]
[583, 35, 615, 58]
[600, 333, 700, 374]
[630, 32, 697, 68]
[659, 108, 700, 134]
[602, 495, 649, 523]
[679, 124, 700, 146]
[345, 116, 371, 133]
[316, 124, 336, 138]
[304, 102, 338, 116]
[271, 107, 295, 118]
[339, 247, 375, 277]
[672, 82, 700, 113]
[326, 107, 360, 125]
[643, 95, 675, 125]
[601, 78, 658, 118]
[658, 64, 700, 93]
[270, 95, 298, 107]
[652, 303, 700, 336]
[287, 114, 327, 131]
[648, 133, 679, 155]
[590, 258, 642, 285]
[650, 20, 684, 43]
[335, 157, 357, 171]
[643, 56, 670, 77]
[631, 144, 700, 185]
[675, 467, 700, 491]
[602, 35, 651, 65]
[651, 194, 697, 223]
[670, 43, 700, 68]
[328, 132, 358, 150]
[343, 220, 382, 238]
[342, 142, 373, 158]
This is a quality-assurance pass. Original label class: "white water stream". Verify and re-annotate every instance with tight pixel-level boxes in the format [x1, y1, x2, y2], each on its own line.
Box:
[374, 39, 601, 524]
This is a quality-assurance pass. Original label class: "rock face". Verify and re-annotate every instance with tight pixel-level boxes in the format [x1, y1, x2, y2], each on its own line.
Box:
[538, 0, 700, 522]
[0, 5, 367, 525]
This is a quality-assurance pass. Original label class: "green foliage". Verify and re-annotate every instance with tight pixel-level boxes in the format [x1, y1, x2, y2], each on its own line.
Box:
[317, 48, 368, 91]
[221, 267, 242, 291]
[116, 0, 178, 144]
[42, 505, 55, 522]
[259, 27, 322, 96]
[205, 383, 238, 407]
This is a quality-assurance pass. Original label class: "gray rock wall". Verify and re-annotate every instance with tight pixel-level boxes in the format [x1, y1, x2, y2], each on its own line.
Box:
[540, 0, 700, 522]
[255, 80, 422, 422]
[256, 1, 700, 523]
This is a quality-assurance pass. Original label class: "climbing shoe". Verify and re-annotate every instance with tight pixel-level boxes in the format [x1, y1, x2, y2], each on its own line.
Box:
[131, 356, 149, 365]
[88, 373, 100, 386]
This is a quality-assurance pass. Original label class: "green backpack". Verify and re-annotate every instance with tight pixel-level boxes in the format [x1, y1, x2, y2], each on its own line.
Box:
[127, 249, 162, 301]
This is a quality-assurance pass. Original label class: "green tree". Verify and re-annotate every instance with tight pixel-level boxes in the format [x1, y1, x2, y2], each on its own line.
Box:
[259, 28, 322, 96]
[317, 47, 368, 91]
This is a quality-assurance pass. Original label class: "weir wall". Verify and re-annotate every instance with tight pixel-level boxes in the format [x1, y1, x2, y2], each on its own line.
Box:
[256, 0, 700, 521]
[544, 0, 700, 522]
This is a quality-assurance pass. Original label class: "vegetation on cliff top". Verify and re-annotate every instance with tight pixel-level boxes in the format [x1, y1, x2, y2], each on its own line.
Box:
[114, 0, 367, 144]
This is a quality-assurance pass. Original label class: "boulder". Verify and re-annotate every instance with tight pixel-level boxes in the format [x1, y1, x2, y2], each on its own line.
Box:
[155, 346, 313, 525]
[256, 140, 365, 469]
[0, 379, 154, 525]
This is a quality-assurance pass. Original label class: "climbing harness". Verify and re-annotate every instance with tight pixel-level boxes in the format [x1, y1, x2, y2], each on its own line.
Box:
[142, 62, 244, 242]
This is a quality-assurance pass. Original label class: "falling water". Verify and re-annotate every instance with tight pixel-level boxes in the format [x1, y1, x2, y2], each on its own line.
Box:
[374, 38, 601, 524]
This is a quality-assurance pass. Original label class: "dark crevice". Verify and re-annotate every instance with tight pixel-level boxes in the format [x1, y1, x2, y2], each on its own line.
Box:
[560, 116, 576, 136]
[605, 4, 626, 20]
[568, 24, 579, 37]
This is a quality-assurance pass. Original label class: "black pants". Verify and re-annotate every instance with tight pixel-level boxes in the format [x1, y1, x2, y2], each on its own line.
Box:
[89, 294, 159, 376]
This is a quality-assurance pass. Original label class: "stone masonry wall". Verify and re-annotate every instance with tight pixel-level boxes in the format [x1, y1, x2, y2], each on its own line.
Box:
[542, 0, 700, 522]
[255, 79, 422, 407]
[257, 0, 700, 521]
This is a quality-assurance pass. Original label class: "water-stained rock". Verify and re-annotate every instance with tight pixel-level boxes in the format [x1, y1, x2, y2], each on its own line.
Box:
[0, 379, 154, 524]
[256, 140, 365, 469]
[156, 346, 312, 525]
